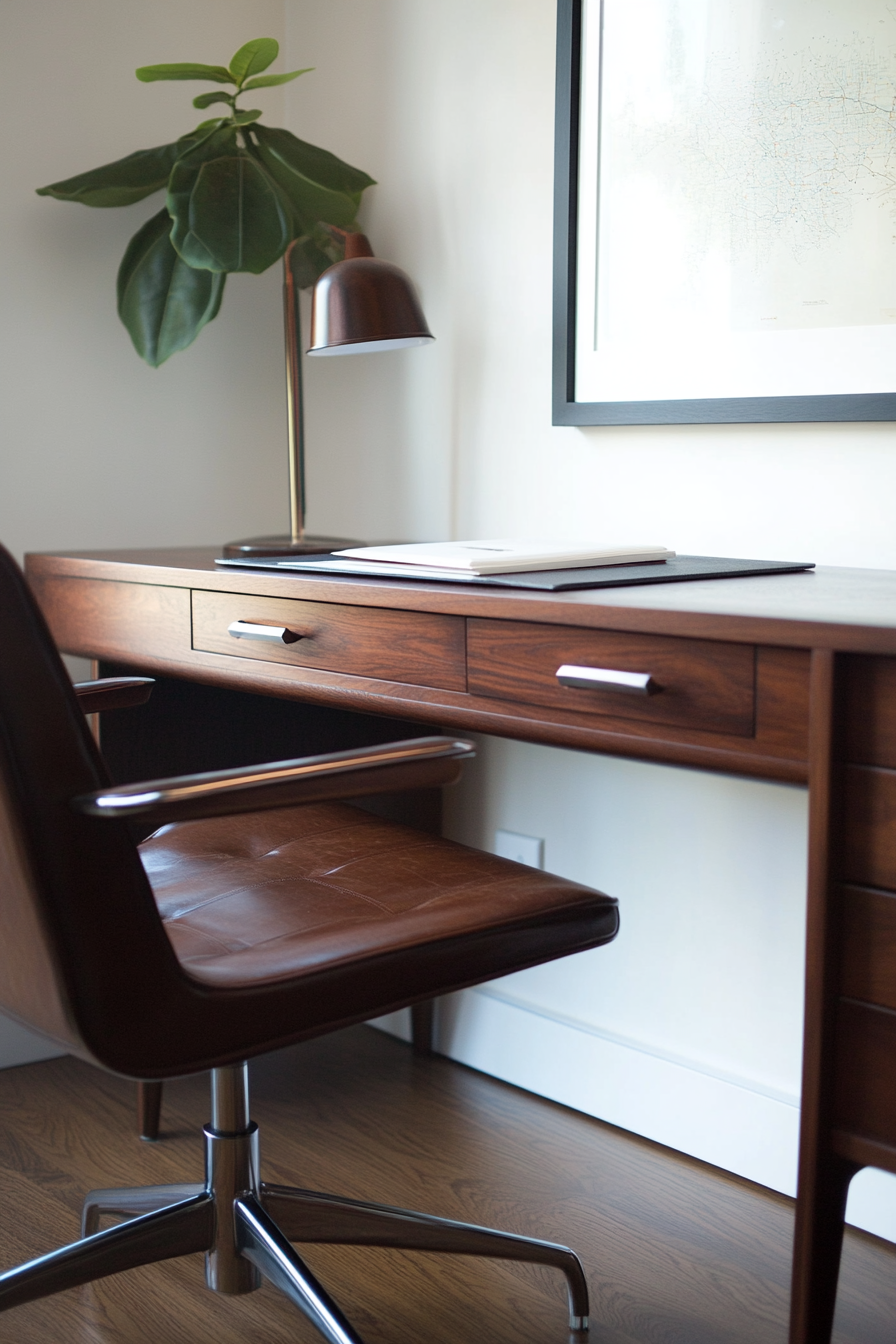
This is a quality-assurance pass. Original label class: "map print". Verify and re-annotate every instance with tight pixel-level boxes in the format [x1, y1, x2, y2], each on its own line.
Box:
[597, 0, 896, 337]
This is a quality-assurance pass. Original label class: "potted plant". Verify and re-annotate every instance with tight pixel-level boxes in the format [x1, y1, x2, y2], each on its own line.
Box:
[37, 37, 375, 367]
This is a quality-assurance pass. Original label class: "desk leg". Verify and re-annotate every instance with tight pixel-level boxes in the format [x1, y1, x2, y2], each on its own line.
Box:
[411, 1001, 435, 1055]
[789, 651, 855, 1344]
[790, 1152, 858, 1344]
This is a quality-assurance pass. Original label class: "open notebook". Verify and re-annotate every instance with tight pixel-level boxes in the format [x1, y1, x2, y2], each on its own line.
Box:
[327, 540, 675, 576]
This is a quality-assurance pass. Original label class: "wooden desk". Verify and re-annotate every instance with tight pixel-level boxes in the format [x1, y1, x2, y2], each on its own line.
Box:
[24, 546, 896, 1344]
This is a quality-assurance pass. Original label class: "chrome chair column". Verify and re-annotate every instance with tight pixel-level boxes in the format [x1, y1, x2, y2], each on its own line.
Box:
[205, 1063, 261, 1294]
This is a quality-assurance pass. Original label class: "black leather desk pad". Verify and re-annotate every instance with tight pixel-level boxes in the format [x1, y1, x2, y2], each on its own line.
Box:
[216, 554, 815, 592]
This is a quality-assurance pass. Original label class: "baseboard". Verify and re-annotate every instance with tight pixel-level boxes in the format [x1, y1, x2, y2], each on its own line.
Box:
[370, 989, 896, 1243]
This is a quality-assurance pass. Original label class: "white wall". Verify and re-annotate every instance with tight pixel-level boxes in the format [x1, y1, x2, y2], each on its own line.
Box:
[0, 0, 289, 568]
[284, 0, 896, 1241]
[3, 0, 896, 1243]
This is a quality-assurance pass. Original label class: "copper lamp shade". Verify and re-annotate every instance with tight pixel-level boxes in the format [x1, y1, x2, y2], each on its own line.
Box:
[308, 233, 434, 356]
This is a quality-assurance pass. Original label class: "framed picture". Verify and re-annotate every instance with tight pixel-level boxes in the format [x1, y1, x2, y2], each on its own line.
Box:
[553, 0, 896, 425]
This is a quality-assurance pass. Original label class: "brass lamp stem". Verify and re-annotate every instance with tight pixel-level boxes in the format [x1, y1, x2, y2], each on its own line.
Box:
[222, 233, 421, 559]
[283, 242, 306, 545]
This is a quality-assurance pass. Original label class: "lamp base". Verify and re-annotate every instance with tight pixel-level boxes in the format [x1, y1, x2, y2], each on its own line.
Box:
[221, 534, 360, 559]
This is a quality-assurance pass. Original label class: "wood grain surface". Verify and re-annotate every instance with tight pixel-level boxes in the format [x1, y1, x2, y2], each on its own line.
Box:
[842, 765, 896, 890]
[789, 649, 849, 1344]
[840, 884, 896, 1011]
[0, 1027, 894, 1344]
[834, 998, 896, 1158]
[467, 619, 756, 736]
[34, 576, 191, 666]
[26, 557, 814, 783]
[754, 647, 810, 759]
[24, 547, 896, 654]
[845, 656, 896, 768]
[192, 590, 466, 692]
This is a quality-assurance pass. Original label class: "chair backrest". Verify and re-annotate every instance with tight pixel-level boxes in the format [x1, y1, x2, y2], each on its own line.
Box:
[0, 544, 183, 1068]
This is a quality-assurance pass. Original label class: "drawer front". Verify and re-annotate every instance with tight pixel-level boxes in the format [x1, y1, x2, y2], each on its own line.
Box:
[845, 656, 896, 768]
[834, 998, 896, 1149]
[840, 885, 896, 1012]
[31, 576, 191, 663]
[467, 620, 755, 736]
[192, 590, 466, 691]
[843, 764, 896, 891]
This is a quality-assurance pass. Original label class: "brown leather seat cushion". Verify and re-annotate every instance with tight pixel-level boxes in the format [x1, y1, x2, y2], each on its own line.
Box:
[141, 802, 618, 990]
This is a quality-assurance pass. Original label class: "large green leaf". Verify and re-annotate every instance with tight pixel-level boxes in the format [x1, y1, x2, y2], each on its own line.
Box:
[175, 123, 230, 158]
[136, 62, 233, 84]
[36, 143, 179, 208]
[252, 124, 375, 195]
[165, 125, 239, 264]
[117, 207, 225, 365]
[242, 68, 312, 91]
[252, 136, 359, 228]
[168, 153, 292, 273]
[193, 90, 233, 110]
[229, 38, 278, 84]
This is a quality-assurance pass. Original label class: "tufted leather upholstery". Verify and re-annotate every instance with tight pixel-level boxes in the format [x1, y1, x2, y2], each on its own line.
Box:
[144, 802, 618, 989]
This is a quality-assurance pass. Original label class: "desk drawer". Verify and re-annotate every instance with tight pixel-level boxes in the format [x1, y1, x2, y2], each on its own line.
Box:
[845, 656, 896, 767]
[192, 590, 466, 691]
[467, 620, 755, 736]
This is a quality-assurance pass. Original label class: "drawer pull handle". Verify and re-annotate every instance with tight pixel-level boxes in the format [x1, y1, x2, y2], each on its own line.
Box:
[556, 664, 660, 696]
[228, 620, 304, 646]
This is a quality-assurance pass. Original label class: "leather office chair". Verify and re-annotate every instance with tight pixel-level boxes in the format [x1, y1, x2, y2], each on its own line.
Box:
[0, 544, 619, 1342]
[72, 684, 438, 1145]
[73, 682, 439, 1143]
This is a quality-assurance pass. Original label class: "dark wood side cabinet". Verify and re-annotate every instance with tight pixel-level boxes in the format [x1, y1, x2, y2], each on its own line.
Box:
[24, 546, 896, 1344]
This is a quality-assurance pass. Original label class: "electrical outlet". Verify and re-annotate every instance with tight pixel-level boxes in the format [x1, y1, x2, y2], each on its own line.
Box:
[494, 829, 545, 869]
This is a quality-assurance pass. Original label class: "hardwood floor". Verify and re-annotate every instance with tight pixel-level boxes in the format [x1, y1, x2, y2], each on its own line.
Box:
[0, 1026, 893, 1343]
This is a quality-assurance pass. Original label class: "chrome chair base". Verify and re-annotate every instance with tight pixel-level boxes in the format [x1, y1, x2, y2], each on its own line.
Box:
[0, 1065, 590, 1342]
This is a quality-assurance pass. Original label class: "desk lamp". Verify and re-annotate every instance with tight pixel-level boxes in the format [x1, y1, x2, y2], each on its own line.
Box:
[223, 232, 433, 557]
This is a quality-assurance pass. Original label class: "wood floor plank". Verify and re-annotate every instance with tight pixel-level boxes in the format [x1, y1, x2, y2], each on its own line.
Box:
[0, 1026, 893, 1342]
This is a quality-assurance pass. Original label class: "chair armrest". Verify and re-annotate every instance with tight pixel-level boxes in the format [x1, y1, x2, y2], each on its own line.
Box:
[73, 678, 155, 714]
[73, 736, 475, 825]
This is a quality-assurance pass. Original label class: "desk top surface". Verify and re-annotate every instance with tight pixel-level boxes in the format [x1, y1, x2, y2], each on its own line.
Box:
[25, 546, 896, 654]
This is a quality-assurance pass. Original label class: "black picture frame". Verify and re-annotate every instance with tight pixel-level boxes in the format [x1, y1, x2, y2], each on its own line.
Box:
[552, 0, 896, 427]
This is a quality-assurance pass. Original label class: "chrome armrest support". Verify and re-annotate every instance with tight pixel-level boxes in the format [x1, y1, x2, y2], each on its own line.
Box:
[73, 737, 475, 824]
